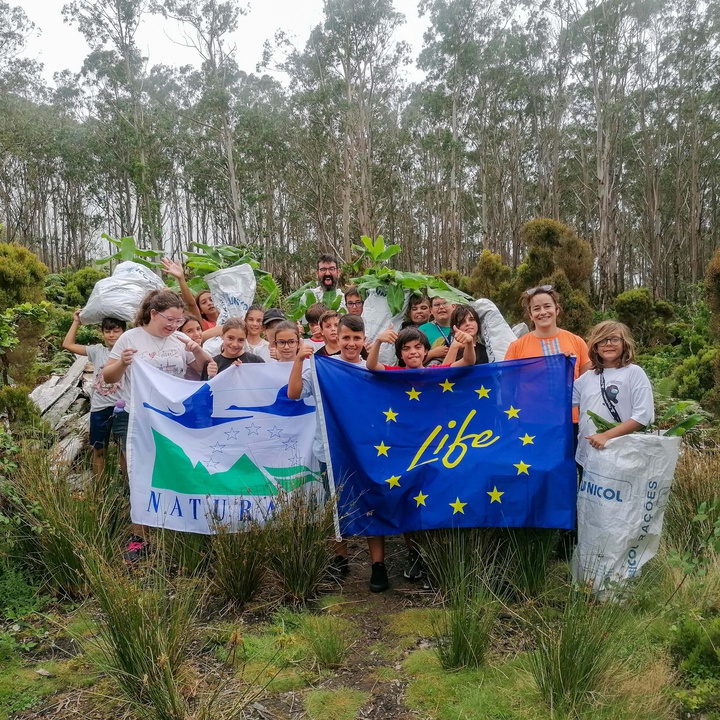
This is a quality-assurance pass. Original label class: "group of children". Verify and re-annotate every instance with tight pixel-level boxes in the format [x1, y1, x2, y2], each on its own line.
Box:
[63, 267, 654, 588]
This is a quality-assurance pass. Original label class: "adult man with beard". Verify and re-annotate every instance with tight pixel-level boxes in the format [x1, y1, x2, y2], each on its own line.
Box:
[311, 254, 345, 305]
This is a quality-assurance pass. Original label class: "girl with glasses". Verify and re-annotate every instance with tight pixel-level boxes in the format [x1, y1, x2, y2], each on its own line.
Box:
[573, 321, 654, 469]
[103, 289, 213, 563]
[271, 320, 303, 362]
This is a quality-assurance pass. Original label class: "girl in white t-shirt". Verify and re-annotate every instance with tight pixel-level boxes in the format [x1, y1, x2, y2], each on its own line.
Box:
[573, 321, 654, 470]
[103, 289, 212, 563]
[244, 304, 271, 361]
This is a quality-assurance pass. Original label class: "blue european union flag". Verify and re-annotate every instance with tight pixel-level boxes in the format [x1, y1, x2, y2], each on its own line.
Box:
[313, 354, 577, 536]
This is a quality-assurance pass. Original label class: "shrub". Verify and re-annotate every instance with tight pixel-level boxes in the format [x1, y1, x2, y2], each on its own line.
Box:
[0, 244, 48, 312]
[670, 347, 718, 404]
[614, 288, 675, 346]
[705, 248, 720, 338]
[466, 249, 513, 301]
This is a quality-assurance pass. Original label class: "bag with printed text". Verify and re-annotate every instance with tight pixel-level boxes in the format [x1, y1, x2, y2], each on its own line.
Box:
[572, 433, 681, 596]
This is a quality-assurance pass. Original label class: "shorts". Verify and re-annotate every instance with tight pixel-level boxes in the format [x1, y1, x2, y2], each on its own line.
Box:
[89, 407, 114, 450]
[110, 410, 129, 452]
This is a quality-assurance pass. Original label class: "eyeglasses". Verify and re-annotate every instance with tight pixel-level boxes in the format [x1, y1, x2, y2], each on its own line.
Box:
[598, 336, 623, 346]
[154, 310, 185, 326]
[318, 265, 337, 272]
[275, 339, 299, 348]
[431, 300, 449, 308]
[525, 285, 553, 297]
[346, 300, 364, 308]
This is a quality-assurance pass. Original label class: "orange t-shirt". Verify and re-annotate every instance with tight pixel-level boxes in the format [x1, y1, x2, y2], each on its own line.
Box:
[505, 328, 589, 423]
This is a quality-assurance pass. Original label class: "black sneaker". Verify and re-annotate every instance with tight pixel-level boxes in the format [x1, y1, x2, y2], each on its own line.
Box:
[123, 535, 150, 564]
[403, 548, 423, 580]
[369, 562, 389, 593]
[329, 554, 350, 578]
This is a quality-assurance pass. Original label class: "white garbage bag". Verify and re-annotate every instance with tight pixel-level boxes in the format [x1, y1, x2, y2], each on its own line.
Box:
[512, 322, 529, 338]
[471, 298, 518, 362]
[204, 264, 256, 325]
[362, 287, 409, 365]
[572, 433, 681, 596]
[80, 261, 165, 324]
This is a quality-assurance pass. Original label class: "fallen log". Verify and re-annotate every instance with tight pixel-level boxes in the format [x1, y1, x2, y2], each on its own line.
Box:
[29, 355, 87, 414]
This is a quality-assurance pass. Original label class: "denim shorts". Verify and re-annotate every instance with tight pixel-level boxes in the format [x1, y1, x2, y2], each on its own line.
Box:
[89, 407, 114, 450]
[110, 410, 129, 452]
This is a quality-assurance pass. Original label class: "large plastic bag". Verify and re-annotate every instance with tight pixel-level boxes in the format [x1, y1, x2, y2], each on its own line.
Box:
[201, 264, 256, 357]
[572, 433, 681, 596]
[362, 288, 410, 365]
[205, 265, 256, 324]
[471, 299, 518, 362]
[80, 261, 165, 324]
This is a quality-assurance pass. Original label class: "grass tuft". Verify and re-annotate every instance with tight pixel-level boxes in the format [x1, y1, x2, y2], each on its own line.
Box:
[265, 488, 335, 604]
[6, 449, 127, 597]
[210, 519, 267, 606]
[525, 584, 628, 717]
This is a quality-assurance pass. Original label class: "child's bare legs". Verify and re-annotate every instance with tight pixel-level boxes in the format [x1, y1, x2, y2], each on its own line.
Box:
[367, 536, 385, 563]
[367, 536, 389, 592]
[91, 447, 105, 478]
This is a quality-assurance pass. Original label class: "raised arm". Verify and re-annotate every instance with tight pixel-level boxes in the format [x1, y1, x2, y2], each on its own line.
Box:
[161, 258, 202, 324]
[61, 309, 88, 356]
[366, 326, 398, 371]
[450, 327, 476, 366]
[288, 343, 313, 399]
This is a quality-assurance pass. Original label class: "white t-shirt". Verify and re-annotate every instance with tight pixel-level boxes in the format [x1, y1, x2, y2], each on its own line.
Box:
[109, 327, 195, 405]
[300, 356, 367, 463]
[573, 364, 654, 468]
[86, 344, 123, 411]
[245, 338, 271, 362]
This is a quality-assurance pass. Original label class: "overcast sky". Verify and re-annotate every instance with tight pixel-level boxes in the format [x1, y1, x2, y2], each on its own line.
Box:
[17, 0, 428, 85]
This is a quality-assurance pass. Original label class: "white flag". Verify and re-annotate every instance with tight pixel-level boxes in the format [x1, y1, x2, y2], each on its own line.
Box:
[127, 360, 320, 533]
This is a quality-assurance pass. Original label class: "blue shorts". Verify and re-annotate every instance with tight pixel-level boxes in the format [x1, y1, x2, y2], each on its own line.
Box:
[110, 410, 129, 452]
[89, 407, 114, 450]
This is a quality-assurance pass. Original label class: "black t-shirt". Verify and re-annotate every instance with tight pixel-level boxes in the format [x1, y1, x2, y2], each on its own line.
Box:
[456, 341, 490, 365]
[315, 346, 368, 359]
[201, 351, 265, 380]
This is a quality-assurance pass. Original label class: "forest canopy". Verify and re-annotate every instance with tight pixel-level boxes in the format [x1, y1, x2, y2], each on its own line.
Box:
[0, 0, 719, 305]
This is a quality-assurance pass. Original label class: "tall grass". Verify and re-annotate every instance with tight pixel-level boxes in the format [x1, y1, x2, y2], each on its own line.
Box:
[211, 520, 267, 605]
[265, 488, 335, 604]
[418, 528, 501, 669]
[81, 546, 200, 720]
[157, 528, 211, 575]
[525, 585, 628, 717]
[504, 528, 560, 599]
[6, 449, 127, 596]
[417, 527, 504, 599]
[664, 447, 720, 554]
[433, 593, 498, 669]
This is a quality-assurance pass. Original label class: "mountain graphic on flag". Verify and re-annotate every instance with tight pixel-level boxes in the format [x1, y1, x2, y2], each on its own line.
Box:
[151, 429, 320, 496]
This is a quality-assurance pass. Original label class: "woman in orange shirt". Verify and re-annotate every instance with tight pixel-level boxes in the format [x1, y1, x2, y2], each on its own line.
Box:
[505, 285, 591, 425]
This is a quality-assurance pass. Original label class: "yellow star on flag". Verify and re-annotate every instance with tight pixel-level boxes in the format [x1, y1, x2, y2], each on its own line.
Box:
[504, 405, 520, 419]
[514, 460, 531, 475]
[449, 497, 467, 514]
[519, 433, 535, 445]
[487, 486, 504, 503]
[414, 491, 428, 507]
[475, 386, 490, 399]
[440, 378, 455, 393]
[406, 387, 421, 401]
[375, 441, 390, 457]
[383, 408, 398, 422]
[385, 475, 401, 488]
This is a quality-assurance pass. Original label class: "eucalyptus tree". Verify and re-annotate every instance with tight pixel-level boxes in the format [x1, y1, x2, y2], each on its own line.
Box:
[154, 0, 249, 245]
[283, 0, 409, 260]
[63, 0, 165, 250]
